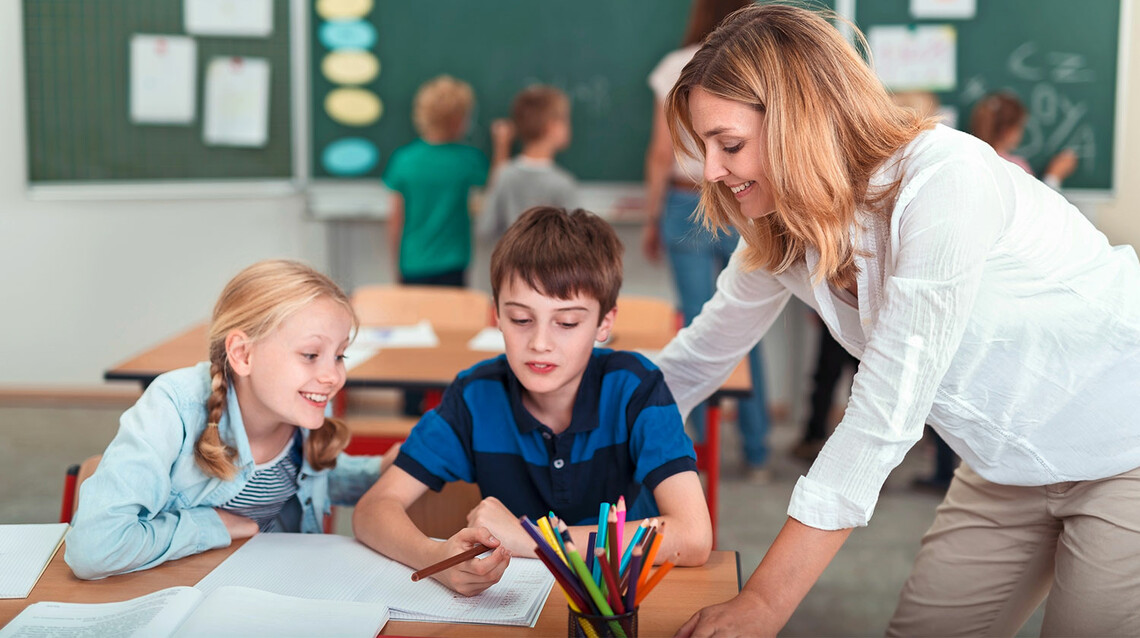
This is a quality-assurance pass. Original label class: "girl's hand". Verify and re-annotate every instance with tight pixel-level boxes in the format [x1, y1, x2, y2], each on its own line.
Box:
[675, 590, 779, 638]
[215, 509, 259, 540]
[1045, 149, 1078, 182]
[642, 221, 663, 263]
[432, 527, 511, 596]
[466, 496, 535, 556]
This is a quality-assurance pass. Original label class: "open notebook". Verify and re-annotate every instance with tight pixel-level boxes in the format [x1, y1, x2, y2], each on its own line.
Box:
[194, 534, 553, 627]
[0, 586, 388, 638]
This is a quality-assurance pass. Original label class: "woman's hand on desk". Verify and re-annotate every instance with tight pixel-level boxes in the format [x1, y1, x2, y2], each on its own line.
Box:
[215, 509, 259, 540]
[435, 526, 511, 596]
[675, 589, 778, 638]
[466, 496, 535, 557]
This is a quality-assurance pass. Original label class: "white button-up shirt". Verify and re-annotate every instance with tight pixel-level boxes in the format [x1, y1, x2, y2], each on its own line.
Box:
[656, 125, 1140, 530]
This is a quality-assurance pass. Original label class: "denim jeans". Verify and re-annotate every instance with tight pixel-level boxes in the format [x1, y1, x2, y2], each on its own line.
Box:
[660, 188, 770, 466]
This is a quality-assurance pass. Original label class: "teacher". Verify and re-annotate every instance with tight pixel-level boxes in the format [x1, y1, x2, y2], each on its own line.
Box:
[658, 5, 1140, 637]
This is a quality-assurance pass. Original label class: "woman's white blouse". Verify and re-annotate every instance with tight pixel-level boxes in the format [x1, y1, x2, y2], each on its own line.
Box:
[656, 124, 1140, 530]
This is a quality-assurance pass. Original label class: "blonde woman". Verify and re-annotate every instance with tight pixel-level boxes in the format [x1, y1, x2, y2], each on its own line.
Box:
[657, 5, 1140, 637]
[66, 260, 397, 580]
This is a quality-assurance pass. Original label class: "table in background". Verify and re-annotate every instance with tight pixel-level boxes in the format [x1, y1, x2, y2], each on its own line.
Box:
[0, 542, 740, 636]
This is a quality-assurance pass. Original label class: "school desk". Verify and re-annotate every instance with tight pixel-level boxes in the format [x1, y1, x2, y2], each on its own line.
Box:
[0, 541, 741, 636]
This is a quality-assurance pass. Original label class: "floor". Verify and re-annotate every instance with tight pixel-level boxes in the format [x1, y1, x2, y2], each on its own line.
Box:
[0, 400, 1045, 636]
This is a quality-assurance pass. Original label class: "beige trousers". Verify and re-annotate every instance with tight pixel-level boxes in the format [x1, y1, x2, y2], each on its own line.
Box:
[887, 464, 1140, 637]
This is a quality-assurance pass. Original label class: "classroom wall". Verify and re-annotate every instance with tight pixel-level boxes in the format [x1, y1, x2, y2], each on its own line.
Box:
[1097, 3, 1140, 249]
[0, 1, 326, 386]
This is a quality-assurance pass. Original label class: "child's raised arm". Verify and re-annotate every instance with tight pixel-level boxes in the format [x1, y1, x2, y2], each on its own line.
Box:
[353, 465, 511, 596]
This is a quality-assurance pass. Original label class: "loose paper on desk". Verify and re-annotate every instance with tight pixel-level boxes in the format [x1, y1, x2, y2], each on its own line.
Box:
[467, 326, 506, 352]
[130, 35, 197, 125]
[868, 25, 957, 92]
[356, 320, 440, 349]
[0, 523, 68, 599]
[0, 585, 388, 638]
[203, 57, 271, 147]
[342, 342, 381, 371]
[195, 534, 553, 627]
[185, 0, 274, 37]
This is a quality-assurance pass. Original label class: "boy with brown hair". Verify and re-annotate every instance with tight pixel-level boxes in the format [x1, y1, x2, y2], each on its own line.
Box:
[354, 207, 711, 596]
[477, 86, 579, 241]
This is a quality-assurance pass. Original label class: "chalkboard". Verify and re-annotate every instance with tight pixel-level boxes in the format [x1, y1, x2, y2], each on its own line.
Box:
[23, 0, 294, 184]
[853, 0, 1122, 193]
[310, 0, 696, 182]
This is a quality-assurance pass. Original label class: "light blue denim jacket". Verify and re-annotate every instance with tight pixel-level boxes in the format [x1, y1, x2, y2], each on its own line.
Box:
[65, 362, 381, 580]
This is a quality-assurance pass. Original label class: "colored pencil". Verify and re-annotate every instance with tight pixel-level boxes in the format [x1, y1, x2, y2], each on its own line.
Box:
[607, 508, 619, 584]
[565, 541, 627, 638]
[537, 515, 568, 565]
[624, 544, 644, 611]
[635, 554, 678, 607]
[586, 531, 597, 573]
[410, 543, 488, 582]
[619, 520, 649, 576]
[638, 525, 664, 591]
[520, 517, 591, 601]
[534, 543, 593, 613]
[596, 547, 626, 614]
[614, 496, 627, 566]
[593, 502, 610, 585]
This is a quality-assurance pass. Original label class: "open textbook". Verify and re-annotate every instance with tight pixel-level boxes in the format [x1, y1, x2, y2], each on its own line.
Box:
[0, 585, 389, 638]
[195, 533, 553, 627]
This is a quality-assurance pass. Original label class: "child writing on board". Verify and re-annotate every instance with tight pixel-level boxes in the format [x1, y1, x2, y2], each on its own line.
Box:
[354, 207, 713, 596]
[969, 91, 1078, 190]
[384, 75, 498, 288]
[477, 85, 579, 241]
[66, 260, 398, 580]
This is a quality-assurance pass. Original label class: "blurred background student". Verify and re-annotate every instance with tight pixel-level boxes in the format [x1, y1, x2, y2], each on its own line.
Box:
[641, 0, 773, 481]
[970, 91, 1079, 190]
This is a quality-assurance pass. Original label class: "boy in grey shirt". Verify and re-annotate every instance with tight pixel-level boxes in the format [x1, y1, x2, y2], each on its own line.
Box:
[479, 85, 578, 241]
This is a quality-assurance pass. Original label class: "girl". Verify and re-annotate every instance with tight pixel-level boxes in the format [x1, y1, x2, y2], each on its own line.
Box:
[656, 5, 1140, 637]
[66, 260, 396, 580]
[969, 91, 1078, 190]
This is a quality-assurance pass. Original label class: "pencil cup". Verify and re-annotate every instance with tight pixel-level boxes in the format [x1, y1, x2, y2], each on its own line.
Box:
[567, 605, 638, 638]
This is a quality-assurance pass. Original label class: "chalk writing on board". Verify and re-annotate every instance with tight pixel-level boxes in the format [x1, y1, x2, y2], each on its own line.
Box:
[523, 75, 613, 117]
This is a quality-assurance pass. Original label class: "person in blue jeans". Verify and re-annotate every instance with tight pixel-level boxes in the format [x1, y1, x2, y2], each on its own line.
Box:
[657, 188, 771, 477]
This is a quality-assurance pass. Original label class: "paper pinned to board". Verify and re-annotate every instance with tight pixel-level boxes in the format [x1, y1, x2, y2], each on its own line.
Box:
[868, 25, 957, 92]
[356, 320, 439, 348]
[130, 35, 197, 125]
[0, 523, 68, 599]
[910, 0, 975, 20]
[185, 0, 274, 37]
[203, 56, 271, 147]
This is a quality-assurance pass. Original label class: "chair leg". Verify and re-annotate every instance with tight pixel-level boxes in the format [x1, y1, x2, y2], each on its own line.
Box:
[705, 403, 721, 549]
[61, 464, 80, 524]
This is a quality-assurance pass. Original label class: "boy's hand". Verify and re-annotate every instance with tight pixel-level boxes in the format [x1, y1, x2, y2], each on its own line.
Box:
[432, 527, 511, 596]
[491, 119, 515, 150]
[467, 496, 536, 557]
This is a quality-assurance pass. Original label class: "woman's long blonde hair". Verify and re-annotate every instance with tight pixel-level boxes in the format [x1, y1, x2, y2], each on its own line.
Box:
[665, 3, 937, 287]
[196, 260, 357, 480]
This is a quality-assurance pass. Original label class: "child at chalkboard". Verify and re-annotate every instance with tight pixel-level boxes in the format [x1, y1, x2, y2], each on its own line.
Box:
[477, 85, 579, 241]
[384, 75, 498, 287]
[65, 260, 399, 580]
[969, 91, 1078, 190]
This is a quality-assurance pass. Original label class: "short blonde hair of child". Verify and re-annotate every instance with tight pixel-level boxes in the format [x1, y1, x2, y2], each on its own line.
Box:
[196, 259, 358, 480]
[413, 75, 475, 141]
[665, 3, 936, 288]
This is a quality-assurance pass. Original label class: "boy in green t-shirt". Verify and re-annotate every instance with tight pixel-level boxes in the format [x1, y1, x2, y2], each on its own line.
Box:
[383, 75, 491, 286]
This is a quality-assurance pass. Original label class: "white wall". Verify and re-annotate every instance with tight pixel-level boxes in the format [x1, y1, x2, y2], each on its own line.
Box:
[0, 1, 327, 385]
[1098, 2, 1140, 249]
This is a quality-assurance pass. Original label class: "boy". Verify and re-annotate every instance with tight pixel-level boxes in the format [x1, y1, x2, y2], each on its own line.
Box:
[384, 75, 496, 287]
[477, 86, 579, 242]
[354, 207, 712, 596]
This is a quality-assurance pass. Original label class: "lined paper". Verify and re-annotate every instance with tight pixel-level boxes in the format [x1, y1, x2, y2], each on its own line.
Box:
[194, 534, 552, 627]
[0, 524, 69, 599]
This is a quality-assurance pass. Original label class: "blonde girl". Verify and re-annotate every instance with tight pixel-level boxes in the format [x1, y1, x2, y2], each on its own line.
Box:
[655, 4, 1140, 637]
[67, 260, 395, 580]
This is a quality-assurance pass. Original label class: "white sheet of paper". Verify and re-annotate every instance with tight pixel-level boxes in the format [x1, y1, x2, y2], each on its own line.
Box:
[869, 25, 957, 92]
[173, 586, 388, 638]
[0, 587, 201, 638]
[356, 320, 440, 348]
[194, 534, 552, 627]
[130, 35, 197, 125]
[342, 342, 380, 371]
[185, 0, 274, 37]
[910, 0, 975, 19]
[0, 524, 68, 599]
[467, 326, 505, 352]
[203, 57, 270, 147]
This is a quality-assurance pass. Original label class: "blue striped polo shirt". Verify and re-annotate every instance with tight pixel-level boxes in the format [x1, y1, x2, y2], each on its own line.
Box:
[395, 349, 697, 526]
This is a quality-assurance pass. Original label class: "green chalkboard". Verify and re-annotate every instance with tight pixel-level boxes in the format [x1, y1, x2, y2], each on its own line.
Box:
[854, 0, 1121, 192]
[311, 0, 697, 182]
[23, 0, 293, 184]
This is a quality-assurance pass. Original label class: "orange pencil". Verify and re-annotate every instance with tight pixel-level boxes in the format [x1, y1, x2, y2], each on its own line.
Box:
[638, 522, 664, 591]
[410, 543, 488, 582]
[635, 554, 678, 607]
